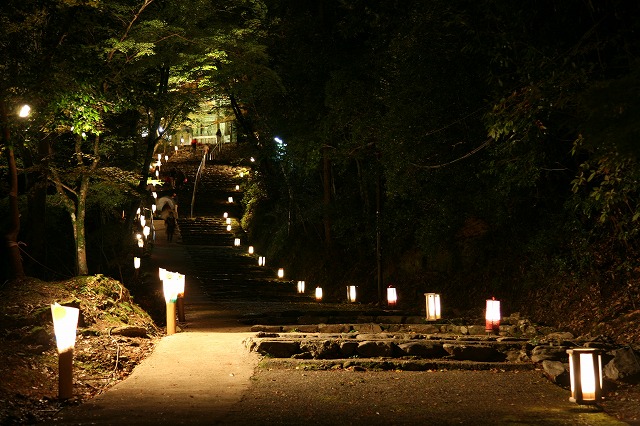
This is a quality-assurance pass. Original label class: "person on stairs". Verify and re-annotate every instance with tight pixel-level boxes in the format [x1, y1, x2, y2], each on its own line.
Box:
[165, 211, 177, 243]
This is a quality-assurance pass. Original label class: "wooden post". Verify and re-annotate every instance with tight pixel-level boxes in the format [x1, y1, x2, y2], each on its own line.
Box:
[166, 302, 176, 335]
[58, 349, 74, 400]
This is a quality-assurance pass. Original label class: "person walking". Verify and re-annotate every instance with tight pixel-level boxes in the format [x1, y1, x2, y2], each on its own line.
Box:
[165, 211, 177, 242]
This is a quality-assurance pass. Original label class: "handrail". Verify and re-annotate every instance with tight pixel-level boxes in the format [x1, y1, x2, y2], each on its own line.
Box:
[190, 151, 207, 218]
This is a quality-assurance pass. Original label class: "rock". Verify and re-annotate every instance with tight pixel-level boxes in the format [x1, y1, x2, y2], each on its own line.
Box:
[353, 323, 383, 333]
[318, 324, 350, 333]
[542, 360, 569, 386]
[357, 341, 394, 358]
[466, 325, 486, 336]
[254, 340, 300, 358]
[604, 347, 640, 382]
[407, 324, 440, 334]
[545, 332, 575, 341]
[397, 342, 447, 358]
[505, 349, 530, 363]
[339, 341, 359, 357]
[442, 344, 503, 362]
[299, 340, 340, 359]
[530, 345, 568, 363]
[251, 325, 282, 333]
[110, 326, 148, 338]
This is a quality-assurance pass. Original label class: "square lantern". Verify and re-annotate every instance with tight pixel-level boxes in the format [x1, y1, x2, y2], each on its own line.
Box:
[235, 185, 240, 191]
[163, 271, 181, 335]
[226, 224, 232, 231]
[133, 257, 141, 269]
[347, 285, 357, 303]
[50, 303, 79, 399]
[223, 212, 228, 218]
[424, 293, 441, 321]
[228, 196, 234, 203]
[387, 286, 398, 307]
[277, 268, 284, 279]
[234, 238, 241, 247]
[226, 218, 231, 225]
[297, 280, 305, 294]
[485, 297, 501, 334]
[258, 256, 266, 266]
[567, 348, 603, 405]
[315, 287, 323, 301]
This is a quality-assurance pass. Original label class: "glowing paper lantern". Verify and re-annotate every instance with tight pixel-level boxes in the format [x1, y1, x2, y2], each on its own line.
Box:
[248, 246, 254, 254]
[223, 212, 228, 218]
[134, 257, 141, 269]
[567, 348, 603, 405]
[228, 196, 234, 203]
[347, 285, 357, 303]
[387, 286, 397, 306]
[425, 293, 441, 321]
[258, 256, 266, 266]
[235, 185, 240, 190]
[234, 238, 241, 246]
[485, 297, 501, 334]
[50, 303, 79, 399]
[315, 287, 323, 301]
[143, 225, 150, 238]
[297, 281, 305, 294]
[226, 224, 232, 231]
[226, 218, 231, 225]
[277, 268, 284, 279]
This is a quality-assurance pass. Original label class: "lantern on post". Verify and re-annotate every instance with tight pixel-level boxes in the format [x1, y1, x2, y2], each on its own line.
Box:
[425, 293, 441, 321]
[277, 268, 284, 279]
[485, 297, 501, 334]
[347, 286, 357, 303]
[566, 348, 603, 405]
[315, 287, 323, 301]
[50, 303, 79, 400]
[163, 272, 180, 335]
[387, 286, 398, 307]
[297, 281, 305, 294]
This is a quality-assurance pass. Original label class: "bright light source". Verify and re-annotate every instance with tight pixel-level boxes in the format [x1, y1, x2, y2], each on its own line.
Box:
[134, 257, 141, 269]
[297, 281, 305, 294]
[425, 293, 441, 321]
[226, 218, 231, 225]
[235, 185, 240, 191]
[248, 246, 254, 254]
[315, 287, 323, 301]
[567, 348, 603, 404]
[51, 303, 79, 353]
[274, 137, 283, 144]
[277, 268, 284, 279]
[223, 212, 228, 218]
[387, 286, 397, 306]
[234, 238, 241, 246]
[347, 286, 357, 303]
[258, 256, 265, 266]
[143, 226, 150, 238]
[19, 104, 31, 117]
[228, 196, 234, 203]
[485, 297, 501, 334]
[226, 224, 232, 231]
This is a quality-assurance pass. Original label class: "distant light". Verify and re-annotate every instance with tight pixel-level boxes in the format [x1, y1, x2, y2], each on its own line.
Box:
[234, 238, 241, 247]
[297, 281, 305, 294]
[425, 293, 441, 321]
[274, 137, 283, 144]
[277, 268, 284, 279]
[485, 297, 501, 334]
[134, 257, 141, 269]
[315, 287, 323, 301]
[226, 218, 231, 225]
[18, 104, 31, 118]
[235, 185, 240, 191]
[223, 212, 228, 218]
[387, 286, 397, 306]
[347, 286, 357, 303]
[248, 246, 254, 254]
[250, 157, 255, 162]
[228, 196, 234, 203]
[258, 256, 266, 266]
[226, 224, 232, 231]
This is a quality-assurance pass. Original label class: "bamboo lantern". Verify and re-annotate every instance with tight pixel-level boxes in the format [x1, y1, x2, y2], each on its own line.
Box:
[567, 348, 603, 405]
[425, 293, 441, 321]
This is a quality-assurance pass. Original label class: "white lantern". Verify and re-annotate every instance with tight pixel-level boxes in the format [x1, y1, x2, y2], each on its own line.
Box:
[567, 348, 603, 405]
[485, 297, 501, 333]
[234, 238, 241, 247]
[240, 172, 244, 178]
[223, 212, 228, 218]
[157, 154, 161, 161]
[235, 185, 240, 191]
[347, 286, 357, 303]
[387, 286, 398, 306]
[159, 267, 167, 281]
[315, 287, 323, 301]
[277, 268, 284, 279]
[143, 225, 150, 238]
[226, 218, 231, 225]
[297, 281, 305, 294]
[134, 257, 141, 269]
[164, 155, 168, 161]
[226, 224, 232, 231]
[152, 192, 158, 199]
[152, 204, 157, 213]
[228, 196, 234, 203]
[50, 303, 80, 400]
[136, 234, 144, 248]
[258, 256, 266, 266]
[425, 293, 441, 321]
[140, 216, 146, 227]
[51, 303, 79, 353]
[248, 246, 254, 254]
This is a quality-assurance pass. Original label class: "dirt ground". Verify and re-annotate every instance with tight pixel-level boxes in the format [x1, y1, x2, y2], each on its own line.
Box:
[222, 365, 625, 426]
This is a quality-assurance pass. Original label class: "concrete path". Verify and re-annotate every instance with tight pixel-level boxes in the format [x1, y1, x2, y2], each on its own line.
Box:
[50, 222, 259, 425]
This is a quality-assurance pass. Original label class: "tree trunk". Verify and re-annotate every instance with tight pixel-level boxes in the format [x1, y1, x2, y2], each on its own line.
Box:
[0, 100, 25, 279]
[322, 145, 332, 248]
[75, 173, 90, 275]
